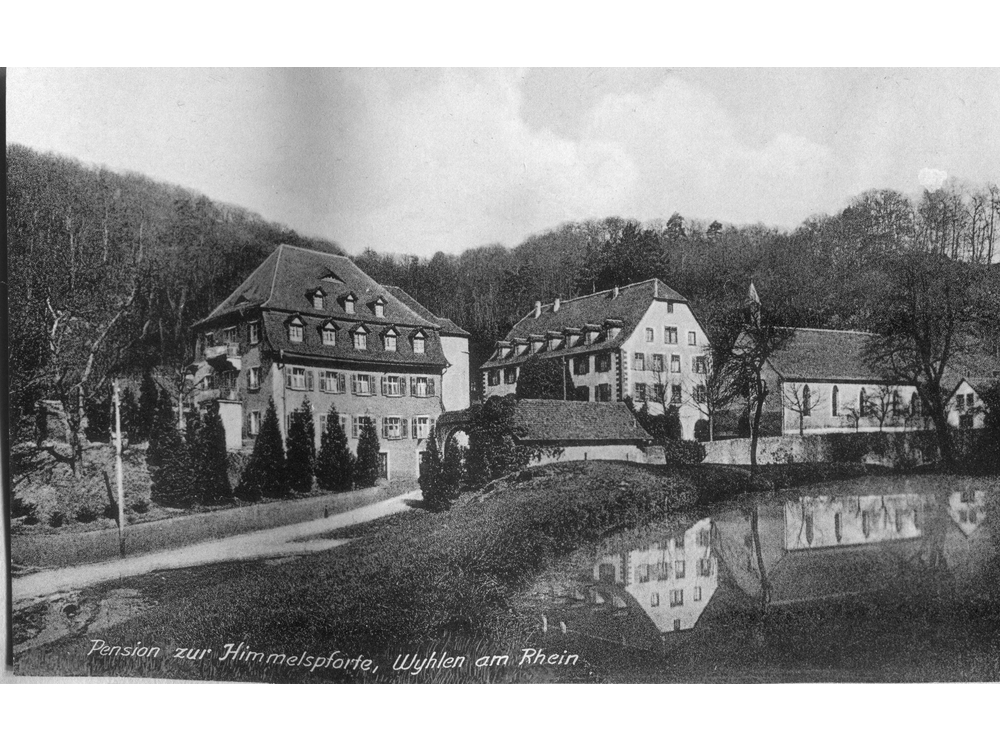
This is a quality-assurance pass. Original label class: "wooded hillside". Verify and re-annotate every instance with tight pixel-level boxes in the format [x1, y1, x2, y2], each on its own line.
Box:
[8, 143, 1000, 444]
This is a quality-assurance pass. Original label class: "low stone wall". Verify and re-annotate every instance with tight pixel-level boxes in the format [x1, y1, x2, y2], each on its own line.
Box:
[702, 431, 939, 467]
[11, 485, 383, 569]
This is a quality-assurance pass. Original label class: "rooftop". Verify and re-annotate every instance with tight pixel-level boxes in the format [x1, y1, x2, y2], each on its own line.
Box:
[509, 399, 653, 444]
[484, 278, 690, 369]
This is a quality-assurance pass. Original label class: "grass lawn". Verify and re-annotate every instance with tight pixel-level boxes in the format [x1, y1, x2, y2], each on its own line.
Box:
[13, 459, 894, 683]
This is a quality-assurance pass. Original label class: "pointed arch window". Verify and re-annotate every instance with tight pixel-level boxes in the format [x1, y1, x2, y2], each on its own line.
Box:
[860, 388, 868, 417]
[831, 385, 839, 417]
[802, 385, 811, 416]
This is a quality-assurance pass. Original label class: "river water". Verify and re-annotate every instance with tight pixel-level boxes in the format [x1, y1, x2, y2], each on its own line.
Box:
[542, 474, 1000, 682]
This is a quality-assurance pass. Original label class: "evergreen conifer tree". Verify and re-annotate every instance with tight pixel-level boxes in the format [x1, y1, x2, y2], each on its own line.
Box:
[148, 412, 195, 508]
[354, 416, 382, 488]
[194, 399, 232, 505]
[286, 398, 316, 493]
[316, 404, 354, 492]
[136, 370, 159, 442]
[441, 434, 464, 502]
[237, 398, 288, 499]
[419, 428, 444, 509]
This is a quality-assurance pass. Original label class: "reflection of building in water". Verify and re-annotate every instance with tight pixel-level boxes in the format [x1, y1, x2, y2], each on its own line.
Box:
[715, 485, 995, 606]
[591, 517, 718, 633]
[785, 494, 926, 550]
[947, 490, 986, 537]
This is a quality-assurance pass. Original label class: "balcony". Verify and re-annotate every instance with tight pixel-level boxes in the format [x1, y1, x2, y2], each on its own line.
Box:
[193, 387, 242, 404]
[204, 343, 242, 371]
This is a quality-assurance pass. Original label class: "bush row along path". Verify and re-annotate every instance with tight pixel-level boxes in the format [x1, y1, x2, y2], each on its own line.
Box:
[12, 489, 421, 607]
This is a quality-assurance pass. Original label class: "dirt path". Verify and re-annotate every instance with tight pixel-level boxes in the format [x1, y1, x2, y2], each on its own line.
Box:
[12, 489, 420, 607]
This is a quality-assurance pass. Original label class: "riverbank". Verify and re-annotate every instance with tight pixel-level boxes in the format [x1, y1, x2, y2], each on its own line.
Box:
[12, 460, 897, 682]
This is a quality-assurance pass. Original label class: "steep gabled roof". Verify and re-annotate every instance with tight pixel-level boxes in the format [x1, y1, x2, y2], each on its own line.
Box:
[483, 279, 687, 369]
[766, 328, 897, 383]
[261, 310, 447, 368]
[768, 328, 1000, 389]
[195, 244, 438, 330]
[384, 285, 470, 337]
[509, 400, 652, 444]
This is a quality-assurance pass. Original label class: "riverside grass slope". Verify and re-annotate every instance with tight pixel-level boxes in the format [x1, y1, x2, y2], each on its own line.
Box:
[14, 460, 890, 683]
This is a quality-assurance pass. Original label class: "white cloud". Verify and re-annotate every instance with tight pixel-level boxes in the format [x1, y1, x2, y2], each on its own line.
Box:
[918, 167, 949, 190]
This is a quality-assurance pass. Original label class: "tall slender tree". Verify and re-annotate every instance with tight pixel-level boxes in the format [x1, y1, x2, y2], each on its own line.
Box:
[286, 398, 317, 493]
[316, 404, 354, 491]
[193, 399, 232, 505]
[354, 417, 382, 488]
[238, 398, 288, 499]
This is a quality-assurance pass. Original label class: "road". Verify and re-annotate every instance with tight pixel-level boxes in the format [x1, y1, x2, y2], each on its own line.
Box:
[12, 489, 420, 607]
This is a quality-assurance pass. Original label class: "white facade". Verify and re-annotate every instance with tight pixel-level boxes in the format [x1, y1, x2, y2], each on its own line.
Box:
[440, 333, 471, 412]
[620, 300, 711, 440]
[592, 517, 717, 633]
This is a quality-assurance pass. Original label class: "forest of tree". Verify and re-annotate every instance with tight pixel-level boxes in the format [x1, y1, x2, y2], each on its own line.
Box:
[8, 143, 1000, 450]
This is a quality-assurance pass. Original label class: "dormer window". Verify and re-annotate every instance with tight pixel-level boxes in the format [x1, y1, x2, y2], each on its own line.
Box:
[288, 316, 304, 343]
[413, 330, 426, 355]
[605, 319, 623, 339]
[373, 296, 387, 318]
[311, 289, 325, 310]
[384, 327, 398, 352]
[322, 321, 337, 346]
[354, 328, 368, 350]
[343, 292, 358, 315]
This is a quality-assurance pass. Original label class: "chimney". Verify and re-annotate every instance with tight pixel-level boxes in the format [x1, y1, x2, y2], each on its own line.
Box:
[553, 298, 561, 312]
[612, 286, 619, 299]
[533, 300, 542, 318]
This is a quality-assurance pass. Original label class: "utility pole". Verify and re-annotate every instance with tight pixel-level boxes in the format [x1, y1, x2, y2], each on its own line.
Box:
[113, 379, 126, 557]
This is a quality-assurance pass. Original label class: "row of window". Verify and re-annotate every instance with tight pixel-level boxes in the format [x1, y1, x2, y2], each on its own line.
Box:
[247, 411, 436, 441]
[635, 558, 714, 583]
[279, 368, 437, 398]
[633, 353, 706, 373]
[643, 327, 698, 347]
[648, 588, 703, 608]
[309, 289, 385, 317]
[287, 318, 427, 354]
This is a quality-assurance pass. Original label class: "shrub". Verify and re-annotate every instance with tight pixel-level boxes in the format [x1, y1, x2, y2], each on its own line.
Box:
[465, 396, 533, 488]
[130, 500, 150, 514]
[285, 399, 316, 493]
[354, 417, 382, 488]
[84, 394, 112, 443]
[136, 370, 159, 442]
[237, 399, 288, 500]
[316, 404, 354, 492]
[119, 387, 140, 439]
[49, 511, 65, 528]
[75, 505, 100, 523]
[662, 438, 706, 465]
[694, 419, 710, 442]
[515, 356, 570, 400]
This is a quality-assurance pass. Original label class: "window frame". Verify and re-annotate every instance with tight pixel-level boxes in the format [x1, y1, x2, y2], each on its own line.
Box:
[664, 326, 678, 345]
[688, 331, 697, 346]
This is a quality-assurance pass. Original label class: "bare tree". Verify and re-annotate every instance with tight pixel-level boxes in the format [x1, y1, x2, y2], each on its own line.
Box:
[781, 383, 826, 436]
[716, 303, 793, 475]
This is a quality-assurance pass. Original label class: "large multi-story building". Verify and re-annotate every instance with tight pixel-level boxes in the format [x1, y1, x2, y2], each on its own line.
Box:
[480, 279, 712, 439]
[189, 244, 470, 481]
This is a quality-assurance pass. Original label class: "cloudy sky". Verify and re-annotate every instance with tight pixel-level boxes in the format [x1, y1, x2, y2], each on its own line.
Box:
[8, 68, 1000, 257]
